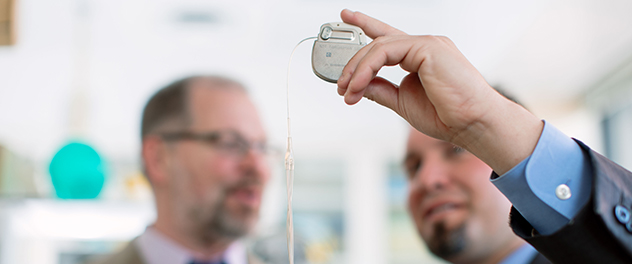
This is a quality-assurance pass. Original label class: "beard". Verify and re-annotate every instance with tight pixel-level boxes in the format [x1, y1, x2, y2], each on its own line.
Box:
[167, 158, 263, 247]
[426, 221, 467, 260]
[209, 194, 254, 238]
[187, 181, 260, 245]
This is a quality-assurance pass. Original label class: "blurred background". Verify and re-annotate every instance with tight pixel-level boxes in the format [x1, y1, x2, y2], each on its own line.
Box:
[1, 0, 632, 263]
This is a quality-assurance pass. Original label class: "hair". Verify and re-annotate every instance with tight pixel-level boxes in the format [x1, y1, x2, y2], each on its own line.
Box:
[140, 75, 246, 138]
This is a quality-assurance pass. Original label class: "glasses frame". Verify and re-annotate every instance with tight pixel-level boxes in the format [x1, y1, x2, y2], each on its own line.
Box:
[159, 130, 276, 158]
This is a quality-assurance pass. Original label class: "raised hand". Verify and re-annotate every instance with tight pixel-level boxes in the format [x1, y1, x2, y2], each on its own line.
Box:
[337, 9, 543, 174]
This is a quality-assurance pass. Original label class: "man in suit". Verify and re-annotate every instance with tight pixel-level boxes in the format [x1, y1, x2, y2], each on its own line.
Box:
[100, 76, 269, 264]
[337, 9, 632, 263]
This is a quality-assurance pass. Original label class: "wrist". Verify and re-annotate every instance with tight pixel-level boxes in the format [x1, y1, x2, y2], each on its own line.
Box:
[456, 98, 543, 175]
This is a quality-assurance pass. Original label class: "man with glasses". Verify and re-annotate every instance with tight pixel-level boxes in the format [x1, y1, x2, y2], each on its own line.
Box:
[100, 76, 269, 264]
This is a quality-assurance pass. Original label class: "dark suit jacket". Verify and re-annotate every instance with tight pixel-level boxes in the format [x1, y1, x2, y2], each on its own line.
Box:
[529, 252, 552, 264]
[85, 240, 145, 264]
[89, 240, 143, 264]
[507, 140, 632, 264]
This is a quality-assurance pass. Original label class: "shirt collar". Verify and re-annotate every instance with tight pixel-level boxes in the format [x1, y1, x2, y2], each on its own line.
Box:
[134, 227, 248, 264]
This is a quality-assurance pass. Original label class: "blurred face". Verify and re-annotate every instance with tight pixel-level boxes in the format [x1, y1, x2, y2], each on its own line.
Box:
[403, 129, 518, 263]
[163, 82, 270, 244]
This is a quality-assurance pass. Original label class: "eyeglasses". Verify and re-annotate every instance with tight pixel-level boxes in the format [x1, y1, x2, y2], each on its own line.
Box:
[159, 130, 276, 158]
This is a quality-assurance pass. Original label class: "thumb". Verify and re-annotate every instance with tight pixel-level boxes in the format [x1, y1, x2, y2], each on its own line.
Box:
[363, 77, 400, 115]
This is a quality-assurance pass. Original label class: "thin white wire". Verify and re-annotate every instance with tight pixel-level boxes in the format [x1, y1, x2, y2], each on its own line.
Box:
[285, 36, 316, 264]
[286, 36, 317, 129]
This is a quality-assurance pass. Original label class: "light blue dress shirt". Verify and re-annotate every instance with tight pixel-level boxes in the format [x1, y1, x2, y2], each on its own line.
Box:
[491, 121, 593, 235]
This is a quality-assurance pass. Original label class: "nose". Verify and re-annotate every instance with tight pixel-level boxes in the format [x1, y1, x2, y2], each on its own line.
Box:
[412, 156, 451, 194]
[239, 147, 271, 182]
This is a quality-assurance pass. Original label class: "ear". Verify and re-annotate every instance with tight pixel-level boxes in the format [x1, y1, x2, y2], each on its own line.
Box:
[142, 135, 171, 186]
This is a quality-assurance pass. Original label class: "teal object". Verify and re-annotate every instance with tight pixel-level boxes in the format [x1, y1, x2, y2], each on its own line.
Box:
[49, 142, 106, 199]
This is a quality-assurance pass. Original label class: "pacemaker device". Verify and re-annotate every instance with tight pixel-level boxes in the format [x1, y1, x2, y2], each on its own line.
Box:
[312, 22, 367, 83]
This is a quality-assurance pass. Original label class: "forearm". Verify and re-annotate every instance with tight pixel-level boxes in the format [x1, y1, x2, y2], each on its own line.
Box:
[456, 97, 544, 175]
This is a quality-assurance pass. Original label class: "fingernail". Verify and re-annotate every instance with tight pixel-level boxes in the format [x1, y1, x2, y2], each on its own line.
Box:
[347, 79, 354, 91]
[338, 72, 348, 83]
[337, 86, 346, 96]
[344, 93, 359, 105]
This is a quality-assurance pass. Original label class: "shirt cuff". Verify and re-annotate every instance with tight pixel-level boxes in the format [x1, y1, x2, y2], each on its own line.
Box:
[491, 120, 593, 235]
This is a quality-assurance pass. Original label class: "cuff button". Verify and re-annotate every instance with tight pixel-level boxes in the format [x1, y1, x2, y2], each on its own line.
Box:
[555, 184, 572, 200]
[615, 205, 631, 225]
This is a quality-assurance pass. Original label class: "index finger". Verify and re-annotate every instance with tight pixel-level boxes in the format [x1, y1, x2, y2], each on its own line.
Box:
[340, 9, 407, 39]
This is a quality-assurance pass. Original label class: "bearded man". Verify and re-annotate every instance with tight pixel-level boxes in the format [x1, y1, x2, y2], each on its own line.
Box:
[101, 76, 270, 264]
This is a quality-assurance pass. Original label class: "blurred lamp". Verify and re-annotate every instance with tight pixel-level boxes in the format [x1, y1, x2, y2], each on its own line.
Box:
[49, 142, 105, 199]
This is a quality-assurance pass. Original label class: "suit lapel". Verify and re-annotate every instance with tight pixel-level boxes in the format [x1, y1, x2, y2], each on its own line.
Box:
[104, 240, 145, 264]
[529, 252, 552, 264]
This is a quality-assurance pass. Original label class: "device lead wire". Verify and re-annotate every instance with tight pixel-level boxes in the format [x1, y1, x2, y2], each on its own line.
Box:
[285, 36, 316, 264]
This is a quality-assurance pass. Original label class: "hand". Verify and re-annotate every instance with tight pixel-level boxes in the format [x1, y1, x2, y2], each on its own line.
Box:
[339, 9, 498, 144]
[338, 9, 543, 174]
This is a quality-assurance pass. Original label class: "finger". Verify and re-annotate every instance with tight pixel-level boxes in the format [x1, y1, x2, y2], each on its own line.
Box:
[337, 40, 377, 92]
[340, 9, 406, 39]
[337, 10, 408, 99]
[342, 42, 382, 104]
[340, 36, 410, 100]
[362, 77, 400, 114]
[344, 37, 417, 104]
[337, 85, 346, 96]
